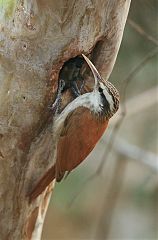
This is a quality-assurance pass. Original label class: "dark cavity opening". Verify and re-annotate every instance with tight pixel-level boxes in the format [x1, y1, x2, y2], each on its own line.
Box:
[59, 56, 85, 92]
[58, 39, 104, 95]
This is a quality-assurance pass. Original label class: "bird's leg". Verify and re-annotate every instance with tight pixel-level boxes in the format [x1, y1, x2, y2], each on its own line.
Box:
[49, 79, 65, 114]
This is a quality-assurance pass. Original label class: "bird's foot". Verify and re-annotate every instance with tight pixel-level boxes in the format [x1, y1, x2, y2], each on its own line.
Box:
[49, 79, 65, 114]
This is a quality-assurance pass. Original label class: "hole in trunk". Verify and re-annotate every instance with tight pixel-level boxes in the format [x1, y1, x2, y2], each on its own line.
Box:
[59, 55, 85, 95]
[54, 40, 104, 111]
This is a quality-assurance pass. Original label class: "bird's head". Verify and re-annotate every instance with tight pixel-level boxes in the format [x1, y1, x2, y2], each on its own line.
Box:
[82, 54, 119, 118]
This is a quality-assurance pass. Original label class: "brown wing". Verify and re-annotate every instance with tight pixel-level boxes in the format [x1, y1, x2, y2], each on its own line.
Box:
[55, 107, 108, 181]
[29, 107, 108, 202]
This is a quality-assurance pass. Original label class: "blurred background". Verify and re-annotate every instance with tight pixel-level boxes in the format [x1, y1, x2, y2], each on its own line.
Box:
[42, 0, 158, 239]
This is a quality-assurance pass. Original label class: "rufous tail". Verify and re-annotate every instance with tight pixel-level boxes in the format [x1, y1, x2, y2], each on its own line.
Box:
[29, 166, 56, 203]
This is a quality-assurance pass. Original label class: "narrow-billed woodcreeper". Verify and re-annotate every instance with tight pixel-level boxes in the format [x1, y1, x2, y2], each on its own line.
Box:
[29, 54, 119, 201]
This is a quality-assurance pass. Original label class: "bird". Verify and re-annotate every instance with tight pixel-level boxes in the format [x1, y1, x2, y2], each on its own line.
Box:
[29, 54, 119, 202]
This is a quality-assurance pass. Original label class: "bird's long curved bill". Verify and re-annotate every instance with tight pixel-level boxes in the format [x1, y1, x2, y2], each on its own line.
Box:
[82, 54, 102, 89]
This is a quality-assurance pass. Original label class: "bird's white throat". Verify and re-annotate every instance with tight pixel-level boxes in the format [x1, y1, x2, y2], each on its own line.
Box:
[54, 91, 102, 131]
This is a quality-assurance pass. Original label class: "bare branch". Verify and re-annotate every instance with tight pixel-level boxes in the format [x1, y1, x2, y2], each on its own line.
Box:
[128, 19, 158, 46]
[121, 47, 158, 113]
[95, 154, 127, 239]
[111, 137, 158, 172]
[111, 86, 158, 125]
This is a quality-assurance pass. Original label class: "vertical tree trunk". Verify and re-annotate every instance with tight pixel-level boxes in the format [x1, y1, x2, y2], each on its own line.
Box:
[0, 0, 131, 239]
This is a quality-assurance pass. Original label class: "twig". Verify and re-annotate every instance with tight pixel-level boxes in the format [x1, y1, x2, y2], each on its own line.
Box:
[128, 19, 158, 46]
[111, 86, 158, 125]
[121, 47, 158, 113]
[95, 154, 127, 239]
[109, 137, 158, 172]
[95, 138, 158, 238]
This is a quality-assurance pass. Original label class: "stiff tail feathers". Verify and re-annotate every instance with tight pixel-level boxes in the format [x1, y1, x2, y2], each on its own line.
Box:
[28, 165, 56, 203]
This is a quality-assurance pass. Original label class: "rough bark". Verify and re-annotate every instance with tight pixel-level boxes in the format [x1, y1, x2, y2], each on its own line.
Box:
[0, 0, 131, 239]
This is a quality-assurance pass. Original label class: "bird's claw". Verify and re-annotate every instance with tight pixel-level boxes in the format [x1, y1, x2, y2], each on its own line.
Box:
[49, 79, 65, 114]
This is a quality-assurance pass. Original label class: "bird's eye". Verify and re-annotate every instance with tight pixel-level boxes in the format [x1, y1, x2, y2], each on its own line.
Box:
[99, 87, 103, 93]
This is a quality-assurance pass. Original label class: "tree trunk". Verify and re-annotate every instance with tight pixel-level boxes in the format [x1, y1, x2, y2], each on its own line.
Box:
[0, 0, 131, 239]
